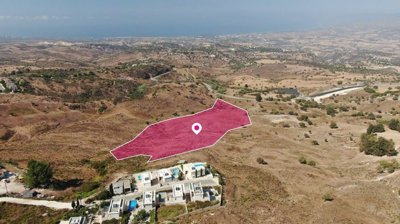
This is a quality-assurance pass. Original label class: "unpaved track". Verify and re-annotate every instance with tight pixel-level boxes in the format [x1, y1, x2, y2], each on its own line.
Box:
[0, 197, 72, 210]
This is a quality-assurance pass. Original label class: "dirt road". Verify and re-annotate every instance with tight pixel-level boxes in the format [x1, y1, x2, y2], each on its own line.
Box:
[0, 197, 72, 210]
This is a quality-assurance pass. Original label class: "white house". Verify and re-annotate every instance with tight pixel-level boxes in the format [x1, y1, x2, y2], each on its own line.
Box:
[106, 199, 124, 220]
[68, 216, 87, 224]
[190, 182, 205, 201]
[183, 163, 206, 179]
[138, 172, 152, 188]
[143, 191, 155, 211]
[172, 184, 185, 203]
[158, 169, 172, 183]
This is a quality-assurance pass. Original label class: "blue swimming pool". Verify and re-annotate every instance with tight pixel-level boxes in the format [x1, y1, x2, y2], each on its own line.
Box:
[128, 200, 138, 211]
[171, 168, 181, 178]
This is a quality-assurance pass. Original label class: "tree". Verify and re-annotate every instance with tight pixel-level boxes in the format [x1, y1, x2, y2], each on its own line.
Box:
[71, 201, 76, 209]
[178, 171, 184, 181]
[24, 160, 53, 188]
[255, 93, 262, 102]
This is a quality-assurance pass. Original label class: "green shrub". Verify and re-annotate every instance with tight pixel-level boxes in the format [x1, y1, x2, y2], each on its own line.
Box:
[329, 122, 338, 129]
[129, 84, 147, 99]
[307, 160, 316, 167]
[311, 140, 319, 145]
[364, 87, 376, 94]
[326, 105, 336, 117]
[388, 119, 400, 132]
[367, 123, 385, 134]
[255, 93, 262, 102]
[377, 160, 400, 173]
[256, 157, 268, 165]
[360, 134, 397, 156]
[323, 193, 334, 201]
[366, 113, 376, 120]
[299, 156, 307, 164]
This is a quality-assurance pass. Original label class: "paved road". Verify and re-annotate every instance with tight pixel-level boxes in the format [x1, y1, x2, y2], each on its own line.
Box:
[311, 86, 364, 103]
[0, 197, 72, 210]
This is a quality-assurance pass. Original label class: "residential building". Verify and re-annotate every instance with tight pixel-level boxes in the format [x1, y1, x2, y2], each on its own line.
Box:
[112, 179, 131, 195]
[112, 181, 124, 195]
[183, 163, 206, 179]
[172, 184, 185, 203]
[137, 172, 152, 188]
[143, 191, 155, 211]
[123, 179, 132, 193]
[68, 216, 86, 224]
[106, 199, 124, 220]
[190, 182, 205, 201]
[158, 168, 172, 183]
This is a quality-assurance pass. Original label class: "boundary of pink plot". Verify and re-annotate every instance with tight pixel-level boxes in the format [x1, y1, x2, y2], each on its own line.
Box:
[110, 99, 252, 162]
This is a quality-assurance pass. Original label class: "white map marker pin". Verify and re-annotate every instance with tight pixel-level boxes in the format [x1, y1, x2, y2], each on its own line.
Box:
[192, 123, 202, 135]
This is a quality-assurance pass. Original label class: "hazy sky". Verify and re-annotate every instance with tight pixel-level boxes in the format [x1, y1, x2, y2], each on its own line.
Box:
[0, 0, 399, 39]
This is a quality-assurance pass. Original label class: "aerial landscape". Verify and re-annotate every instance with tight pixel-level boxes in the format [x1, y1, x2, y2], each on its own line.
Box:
[1, 1, 400, 224]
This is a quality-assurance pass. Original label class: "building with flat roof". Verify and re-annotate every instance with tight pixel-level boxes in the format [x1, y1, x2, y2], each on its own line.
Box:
[106, 199, 124, 220]
[190, 182, 205, 201]
[183, 163, 206, 179]
[112, 179, 132, 195]
[158, 168, 172, 183]
[68, 216, 86, 224]
[143, 191, 155, 211]
[172, 184, 185, 203]
[138, 172, 152, 188]
[112, 181, 124, 195]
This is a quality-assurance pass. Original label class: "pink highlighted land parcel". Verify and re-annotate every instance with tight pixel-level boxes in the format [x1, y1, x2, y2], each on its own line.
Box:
[111, 99, 251, 161]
